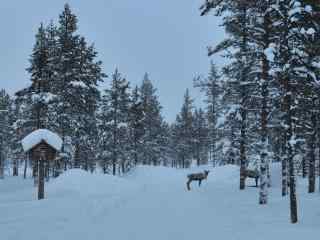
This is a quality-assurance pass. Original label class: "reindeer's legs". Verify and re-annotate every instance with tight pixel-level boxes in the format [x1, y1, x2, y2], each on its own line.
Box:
[255, 177, 258, 187]
[187, 179, 191, 191]
[199, 180, 202, 187]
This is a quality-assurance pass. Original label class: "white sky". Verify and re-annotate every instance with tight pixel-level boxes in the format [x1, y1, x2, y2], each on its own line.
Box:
[0, 0, 225, 122]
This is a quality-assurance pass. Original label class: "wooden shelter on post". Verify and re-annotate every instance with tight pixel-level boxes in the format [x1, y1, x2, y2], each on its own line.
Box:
[22, 129, 62, 200]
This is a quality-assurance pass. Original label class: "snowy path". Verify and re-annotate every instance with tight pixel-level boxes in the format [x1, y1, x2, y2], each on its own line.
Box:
[0, 165, 319, 240]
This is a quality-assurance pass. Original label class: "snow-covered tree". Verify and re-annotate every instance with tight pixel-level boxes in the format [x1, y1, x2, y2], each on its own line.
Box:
[128, 86, 145, 165]
[172, 89, 194, 168]
[193, 108, 209, 166]
[194, 62, 222, 166]
[139, 73, 165, 166]
[201, 0, 257, 189]
[99, 69, 131, 175]
[0, 90, 12, 178]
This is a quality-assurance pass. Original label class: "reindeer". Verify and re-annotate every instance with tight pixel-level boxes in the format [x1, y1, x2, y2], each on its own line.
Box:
[244, 169, 260, 187]
[186, 170, 210, 191]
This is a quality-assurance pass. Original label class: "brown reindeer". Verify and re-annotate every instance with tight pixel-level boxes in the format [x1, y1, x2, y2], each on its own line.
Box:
[244, 169, 260, 187]
[186, 170, 210, 191]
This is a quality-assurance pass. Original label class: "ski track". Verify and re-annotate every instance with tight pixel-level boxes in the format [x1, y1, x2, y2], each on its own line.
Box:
[0, 164, 319, 240]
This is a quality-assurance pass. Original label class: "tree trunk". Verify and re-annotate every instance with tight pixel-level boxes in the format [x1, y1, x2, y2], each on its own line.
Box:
[283, 75, 298, 223]
[282, 133, 288, 196]
[308, 112, 316, 193]
[319, 139, 320, 192]
[74, 143, 81, 168]
[302, 157, 307, 178]
[0, 148, 4, 179]
[259, 32, 270, 204]
[239, 4, 248, 190]
[134, 138, 138, 166]
[13, 158, 18, 176]
[121, 160, 125, 174]
[112, 159, 116, 176]
[45, 160, 50, 182]
[289, 146, 298, 223]
[267, 164, 271, 187]
[308, 150, 315, 193]
[23, 158, 28, 179]
[319, 144, 320, 192]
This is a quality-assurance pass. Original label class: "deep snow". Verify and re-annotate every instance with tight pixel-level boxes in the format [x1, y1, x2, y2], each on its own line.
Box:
[0, 164, 319, 240]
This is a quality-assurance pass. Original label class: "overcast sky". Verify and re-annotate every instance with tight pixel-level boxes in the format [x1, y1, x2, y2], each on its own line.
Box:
[0, 0, 225, 122]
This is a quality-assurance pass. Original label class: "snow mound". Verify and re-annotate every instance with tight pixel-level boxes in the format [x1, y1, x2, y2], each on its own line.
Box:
[21, 129, 62, 152]
[1, 163, 319, 240]
[128, 165, 185, 183]
[47, 169, 139, 199]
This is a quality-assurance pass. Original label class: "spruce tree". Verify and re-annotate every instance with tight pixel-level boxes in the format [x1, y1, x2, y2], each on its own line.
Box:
[270, 0, 310, 223]
[128, 86, 145, 165]
[193, 108, 209, 166]
[99, 69, 130, 175]
[249, 0, 276, 205]
[201, 0, 256, 189]
[172, 89, 194, 168]
[0, 90, 12, 178]
[139, 73, 164, 166]
[51, 4, 105, 169]
[194, 62, 222, 166]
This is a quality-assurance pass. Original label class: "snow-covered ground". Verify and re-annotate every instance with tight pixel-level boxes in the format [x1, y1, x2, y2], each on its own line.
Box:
[0, 164, 319, 240]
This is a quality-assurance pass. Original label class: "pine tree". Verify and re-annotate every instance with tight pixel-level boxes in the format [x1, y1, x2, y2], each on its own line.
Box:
[99, 69, 130, 175]
[17, 22, 55, 180]
[193, 108, 209, 166]
[128, 86, 145, 165]
[0, 90, 12, 178]
[26, 23, 52, 129]
[194, 62, 222, 166]
[219, 79, 240, 166]
[172, 89, 194, 168]
[139, 73, 164, 166]
[248, 0, 276, 205]
[50, 4, 105, 169]
[158, 121, 172, 166]
[201, 0, 256, 189]
[270, 0, 312, 223]
[297, 1, 320, 193]
[14, 4, 105, 175]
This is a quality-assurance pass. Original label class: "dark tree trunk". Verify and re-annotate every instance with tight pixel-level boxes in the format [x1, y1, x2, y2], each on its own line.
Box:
[284, 76, 298, 223]
[239, 4, 248, 191]
[74, 143, 81, 168]
[134, 138, 138, 166]
[289, 147, 298, 223]
[319, 138, 320, 192]
[282, 133, 288, 196]
[23, 158, 28, 179]
[302, 157, 307, 178]
[13, 159, 18, 176]
[0, 146, 4, 179]
[102, 164, 107, 174]
[112, 159, 116, 176]
[308, 110, 316, 193]
[45, 160, 50, 182]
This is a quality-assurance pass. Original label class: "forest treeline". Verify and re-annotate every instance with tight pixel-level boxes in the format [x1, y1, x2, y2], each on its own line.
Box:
[1, 1, 320, 223]
[0, 4, 216, 178]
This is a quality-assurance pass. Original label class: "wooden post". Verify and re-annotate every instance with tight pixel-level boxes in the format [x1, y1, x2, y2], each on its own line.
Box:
[38, 154, 45, 200]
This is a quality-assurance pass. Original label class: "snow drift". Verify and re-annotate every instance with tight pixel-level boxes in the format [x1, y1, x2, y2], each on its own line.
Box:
[0, 164, 319, 240]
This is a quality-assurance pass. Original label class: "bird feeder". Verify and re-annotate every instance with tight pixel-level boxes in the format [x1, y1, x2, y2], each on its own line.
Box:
[22, 129, 62, 200]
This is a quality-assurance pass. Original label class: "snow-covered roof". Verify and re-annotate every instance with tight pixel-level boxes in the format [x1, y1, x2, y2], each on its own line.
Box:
[22, 129, 63, 152]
